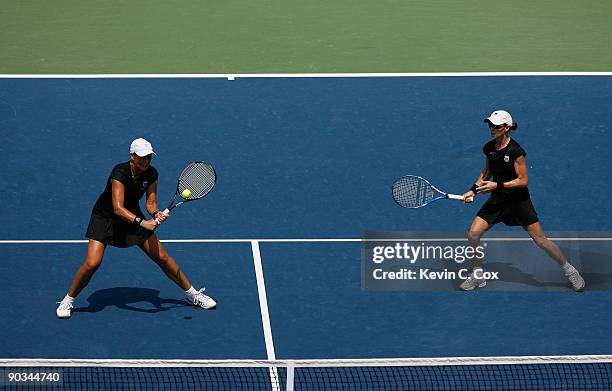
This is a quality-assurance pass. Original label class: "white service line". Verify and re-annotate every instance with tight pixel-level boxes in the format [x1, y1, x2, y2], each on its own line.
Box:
[0, 237, 611, 245]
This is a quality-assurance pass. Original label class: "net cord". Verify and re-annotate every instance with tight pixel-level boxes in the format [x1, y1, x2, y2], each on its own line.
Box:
[2, 355, 611, 368]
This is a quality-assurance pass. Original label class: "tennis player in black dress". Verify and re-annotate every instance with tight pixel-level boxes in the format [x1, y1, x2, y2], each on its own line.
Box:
[56, 138, 216, 318]
[460, 110, 585, 291]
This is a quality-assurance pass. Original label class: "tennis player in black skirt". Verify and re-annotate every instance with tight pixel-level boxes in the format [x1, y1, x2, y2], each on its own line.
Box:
[460, 110, 585, 291]
[56, 138, 216, 318]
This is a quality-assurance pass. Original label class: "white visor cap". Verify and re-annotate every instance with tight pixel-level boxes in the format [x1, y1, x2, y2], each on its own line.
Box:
[485, 110, 513, 126]
[129, 138, 156, 157]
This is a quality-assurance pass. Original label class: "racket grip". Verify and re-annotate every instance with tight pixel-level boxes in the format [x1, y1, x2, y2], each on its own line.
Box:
[155, 209, 171, 224]
[448, 193, 474, 203]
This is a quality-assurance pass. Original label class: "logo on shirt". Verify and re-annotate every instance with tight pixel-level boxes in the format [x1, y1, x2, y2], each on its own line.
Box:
[141, 180, 149, 191]
[503, 155, 510, 163]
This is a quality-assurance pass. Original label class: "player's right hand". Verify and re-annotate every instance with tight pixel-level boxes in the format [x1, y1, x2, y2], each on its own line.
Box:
[462, 191, 475, 203]
[141, 219, 159, 231]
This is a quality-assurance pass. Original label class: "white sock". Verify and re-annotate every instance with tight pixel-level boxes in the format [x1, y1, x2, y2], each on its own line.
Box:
[562, 262, 576, 273]
[185, 286, 197, 296]
[63, 294, 75, 303]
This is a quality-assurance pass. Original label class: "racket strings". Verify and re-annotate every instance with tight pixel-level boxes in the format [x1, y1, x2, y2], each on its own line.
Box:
[178, 162, 216, 199]
[392, 176, 434, 208]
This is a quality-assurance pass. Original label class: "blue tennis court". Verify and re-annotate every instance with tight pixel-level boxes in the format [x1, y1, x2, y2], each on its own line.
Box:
[0, 76, 611, 389]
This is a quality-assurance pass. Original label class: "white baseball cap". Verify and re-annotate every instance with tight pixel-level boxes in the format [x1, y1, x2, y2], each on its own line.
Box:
[485, 110, 513, 126]
[129, 138, 156, 157]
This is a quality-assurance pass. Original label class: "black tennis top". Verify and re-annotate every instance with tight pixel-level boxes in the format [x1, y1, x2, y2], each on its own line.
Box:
[483, 138, 530, 201]
[92, 161, 158, 217]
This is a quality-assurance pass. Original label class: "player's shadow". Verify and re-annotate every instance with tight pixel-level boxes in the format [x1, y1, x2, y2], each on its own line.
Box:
[464, 262, 612, 290]
[74, 287, 187, 314]
[447, 262, 568, 291]
[484, 246, 612, 290]
[486, 262, 569, 289]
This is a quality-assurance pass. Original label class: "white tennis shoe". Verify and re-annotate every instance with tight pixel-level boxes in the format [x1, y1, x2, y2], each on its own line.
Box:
[566, 270, 585, 292]
[459, 270, 487, 291]
[56, 300, 74, 319]
[187, 288, 216, 309]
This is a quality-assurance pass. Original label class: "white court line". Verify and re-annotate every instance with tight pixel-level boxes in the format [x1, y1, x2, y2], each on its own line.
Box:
[250, 240, 281, 390]
[0, 237, 611, 244]
[1, 72, 612, 79]
[251, 241, 276, 360]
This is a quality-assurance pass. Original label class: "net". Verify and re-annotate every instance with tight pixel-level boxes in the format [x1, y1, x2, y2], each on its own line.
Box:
[392, 176, 434, 208]
[1, 356, 610, 390]
[178, 161, 216, 199]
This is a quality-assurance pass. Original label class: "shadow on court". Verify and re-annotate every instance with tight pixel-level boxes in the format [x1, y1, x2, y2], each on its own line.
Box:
[484, 262, 568, 289]
[450, 263, 612, 291]
[74, 287, 188, 314]
[452, 247, 612, 291]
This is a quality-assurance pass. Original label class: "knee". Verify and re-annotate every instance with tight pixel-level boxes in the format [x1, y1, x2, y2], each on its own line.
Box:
[532, 235, 548, 249]
[467, 229, 482, 245]
[154, 251, 171, 265]
[83, 258, 102, 273]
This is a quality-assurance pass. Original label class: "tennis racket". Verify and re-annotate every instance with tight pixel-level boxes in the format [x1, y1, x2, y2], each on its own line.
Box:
[155, 161, 217, 222]
[392, 175, 472, 208]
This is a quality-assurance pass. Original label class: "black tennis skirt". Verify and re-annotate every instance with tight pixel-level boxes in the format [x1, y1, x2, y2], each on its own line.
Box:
[477, 196, 539, 227]
[86, 210, 153, 248]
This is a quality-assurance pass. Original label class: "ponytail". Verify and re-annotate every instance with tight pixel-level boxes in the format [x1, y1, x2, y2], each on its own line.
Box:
[509, 122, 518, 131]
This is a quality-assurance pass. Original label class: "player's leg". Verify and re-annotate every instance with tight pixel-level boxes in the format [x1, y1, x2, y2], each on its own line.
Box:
[139, 234, 216, 309]
[460, 216, 492, 291]
[523, 222, 567, 264]
[56, 239, 106, 318]
[467, 216, 491, 269]
[523, 222, 585, 291]
[139, 234, 191, 289]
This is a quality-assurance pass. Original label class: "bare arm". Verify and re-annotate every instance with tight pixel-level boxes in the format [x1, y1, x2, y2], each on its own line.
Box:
[111, 180, 159, 230]
[462, 158, 491, 201]
[504, 155, 529, 189]
[111, 180, 137, 223]
[477, 155, 528, 193]
[145, 181, 159, 216]
[146, 180, 167, 223]
[475, 157, 492, 186]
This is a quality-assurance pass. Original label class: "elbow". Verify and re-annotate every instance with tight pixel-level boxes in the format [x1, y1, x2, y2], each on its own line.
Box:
[112, 205, 123, 216]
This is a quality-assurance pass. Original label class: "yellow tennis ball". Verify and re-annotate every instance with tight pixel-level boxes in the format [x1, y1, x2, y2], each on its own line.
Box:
[181, 189, 192, 199]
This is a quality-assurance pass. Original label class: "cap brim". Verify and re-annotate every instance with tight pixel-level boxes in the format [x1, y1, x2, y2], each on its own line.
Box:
[484, 117, 505, 126]
[135, 150, 156, 157]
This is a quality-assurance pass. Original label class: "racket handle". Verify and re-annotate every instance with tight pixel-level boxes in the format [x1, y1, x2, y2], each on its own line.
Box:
[154, 209, 171, 224]
[447, 193, 474, 203]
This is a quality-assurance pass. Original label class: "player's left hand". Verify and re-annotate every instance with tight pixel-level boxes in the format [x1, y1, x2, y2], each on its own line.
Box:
[154, 211, 168, 223]
[476, 181, 498, 193]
